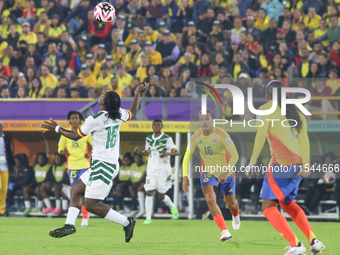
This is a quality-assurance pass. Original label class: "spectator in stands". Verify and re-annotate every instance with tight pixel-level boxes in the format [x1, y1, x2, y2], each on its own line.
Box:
[255, 8, 270, 31]
[105, 55, 115, 74]
[1, 14, 22, 40]
[325, 69, 340, 95]
[23, 152, 51, 215]
[297, 48, 313, 78]
[317, 15, 340, 44]
[9, 47, 25, 71]
[46, 14, 66, 43]
[180, 87, 188, 97]
[97, 64, 113, 91]
[7, 154, 32, 213]
[66, 0, 93, 33]
[309, 42, 325, 64]
[115, 0, 129, 17]
[53, 57, 76, 83]
[28, 78, 42, 98]
[197, 53, 211, 77]
[302, 152, 337, 215]
[78, 64, 96, 90]
[156, 30, 180, 67]
[315, 19, 328, 47]
[160, 67, 175, 93]
[116, 64, 134, 89]
[56, 86, 67, 98]
[87, 87, 97, 98]
[16, 86, 29, 98]
[42, 86, 53, 98]
[122, 86, 132, 97]
[230, 17, 246, 41]
[305, 77, 336, 120]
[40, 64, 59, 93]
[61, 42, 80, 76]
[6, 23, 20, 47]
[136, 53, 149, 83]
[229, 52, 249, 81]
[46, 0, 64, 21]
[319, 53, 336, 78]
[18, 22, 37, 45]
[70, 88, 80, 99]
[111, 77, 122, 97]
[85, 53, 101, 78]
[303, 7, 321, 30]
[33, 11, 50, 35]
[330, 41, 340, 68]
[178, 52, 198, 78]
[26, 44, 42, 67]
[0, 85, 10, 98]
[76, 36, 91, 63]
[36, 32, 48, 57]
[124, 39, 142, 76]
[161, 0, 178, 28]
[144, 41, 162, 67]
[43, 42, 62, 68]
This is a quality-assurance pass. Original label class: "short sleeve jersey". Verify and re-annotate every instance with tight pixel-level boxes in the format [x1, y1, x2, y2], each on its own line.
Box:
[77, 109, 132, 164]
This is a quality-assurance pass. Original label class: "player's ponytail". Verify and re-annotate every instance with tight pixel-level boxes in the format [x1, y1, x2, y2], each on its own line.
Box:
[266, 80, 302, 132]
[103, 91, 122, 121]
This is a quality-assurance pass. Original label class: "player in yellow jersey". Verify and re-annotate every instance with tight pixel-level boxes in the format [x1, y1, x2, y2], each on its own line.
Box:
[58, 111, 92, 226]
[182, 110, 240, 242]
[247, 81, 325, 255]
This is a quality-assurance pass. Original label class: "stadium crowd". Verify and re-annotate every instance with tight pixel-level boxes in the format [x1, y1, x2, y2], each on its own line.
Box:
[0, 0, 339, 114]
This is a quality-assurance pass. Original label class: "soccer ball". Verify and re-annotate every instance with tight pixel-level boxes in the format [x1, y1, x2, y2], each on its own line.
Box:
[94, 2, 115, 23]
[322, 171, 336, 184]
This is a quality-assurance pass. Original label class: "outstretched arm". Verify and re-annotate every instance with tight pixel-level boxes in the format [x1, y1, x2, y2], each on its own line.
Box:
[40, 119, 81, 141]
[130, 83, 149, 119]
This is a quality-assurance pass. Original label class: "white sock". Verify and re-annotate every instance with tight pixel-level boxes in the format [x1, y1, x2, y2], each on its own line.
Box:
[162, 195, 175, 210]
[138, 191, 145, 211]
[104, 209, 129, 226]
[145, 196, 153, 220]
[56, 199, 61, 209]
[37, 200, 43, 208]
[24, 201, 31, 209]
[62, 199, 68, 210]
[65, 207, 80, 225]
[62, 185, 71, 200]
[43, 198, 51, 208]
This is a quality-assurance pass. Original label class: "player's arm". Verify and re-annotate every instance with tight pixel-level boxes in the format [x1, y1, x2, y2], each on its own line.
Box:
[40, 118, 81, 140]
[135, 138, 150, 156]
[182, 140, 196, 192]
[219, 135, 239, 180]
[249, 115, 270, 165]
[160, 137, 179, 158]
[58, 135, 67, 155]
[297, 115, 311, 177]
[129, 83, 150, 119]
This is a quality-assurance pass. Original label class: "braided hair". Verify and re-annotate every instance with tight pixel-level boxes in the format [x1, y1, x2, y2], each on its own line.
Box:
[103, 91, 122, 120]
[266, 80, 302, 132]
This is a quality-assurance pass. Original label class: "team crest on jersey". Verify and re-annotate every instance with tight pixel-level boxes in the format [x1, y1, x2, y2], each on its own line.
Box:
[153, 143, 156, 146]
[203, 178, 209, 182]
[159, 142, 163, 146]
[147, 179, 150, 184]
[70, 179, 74, 183]
[212, 138, 218, 144]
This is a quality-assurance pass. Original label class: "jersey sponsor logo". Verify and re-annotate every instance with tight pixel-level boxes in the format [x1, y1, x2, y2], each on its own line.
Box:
[212, 138, 218, 144]
[203, 178, 209, 183]
[226, 137, 233, 145]
[199, 140, 203, 143]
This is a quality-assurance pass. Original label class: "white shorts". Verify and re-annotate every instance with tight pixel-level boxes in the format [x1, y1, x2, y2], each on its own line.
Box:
[80, 160, 119, 200]
[144, 174, 172, 194]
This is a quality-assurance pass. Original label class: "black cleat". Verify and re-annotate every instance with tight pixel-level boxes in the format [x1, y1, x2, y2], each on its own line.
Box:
[49, 224, 76, 238]
[124, 217, 136, 243]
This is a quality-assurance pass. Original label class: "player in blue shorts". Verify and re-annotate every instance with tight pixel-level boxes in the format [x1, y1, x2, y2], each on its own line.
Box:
[247, 81, 325, 255]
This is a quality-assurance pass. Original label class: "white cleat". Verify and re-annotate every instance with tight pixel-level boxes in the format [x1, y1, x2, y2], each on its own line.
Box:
[220, 229, 232, 242]
[80, 218, 89, 226]
[284, 243, 306, 255]
[135, 209, 145, 218]
[310, 239, 325, 255]
[232, 215, 241, 230]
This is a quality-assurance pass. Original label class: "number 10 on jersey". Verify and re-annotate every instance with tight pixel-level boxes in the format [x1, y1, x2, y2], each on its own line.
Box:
[106, 126, 119, 149]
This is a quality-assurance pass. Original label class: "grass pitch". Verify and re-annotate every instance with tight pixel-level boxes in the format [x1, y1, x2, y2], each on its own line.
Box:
[0, 217, 339, 255]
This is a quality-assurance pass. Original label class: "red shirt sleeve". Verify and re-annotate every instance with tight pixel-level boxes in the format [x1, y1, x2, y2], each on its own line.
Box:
[95, 23, 113, 38]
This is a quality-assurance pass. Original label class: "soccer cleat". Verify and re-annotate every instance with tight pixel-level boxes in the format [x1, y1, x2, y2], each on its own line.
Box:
[81, 218, 89, 226]
[220, 229, 232, 242]
[23, 208, 31, 216]
[42, 206, 54, 214]
[124, 217, 136, 243]
[232, 215, 241, 230]
[51, 208, 62, 215]
[49, 224, 76, 238]
[31, 207, 42, 213]
[202, 210, 211, 220]
[284, 243, 306, 255]
[310, 239, 325, 255]
[126, 210, 139, 217]
[142, 219, 152, 225]
[135, 209, 145, 219]
[171, 206, 179, 220]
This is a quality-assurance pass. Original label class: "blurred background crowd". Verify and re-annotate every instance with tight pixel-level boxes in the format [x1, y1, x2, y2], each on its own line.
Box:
[0, 0, 340, 119]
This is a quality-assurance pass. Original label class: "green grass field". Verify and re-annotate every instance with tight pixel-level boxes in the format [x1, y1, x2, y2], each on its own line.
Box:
[0, 218, 339, 255]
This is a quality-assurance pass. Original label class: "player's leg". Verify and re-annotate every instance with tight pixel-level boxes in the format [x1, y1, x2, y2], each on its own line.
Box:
[41, 182, 54, 214]
[23, 185, 33, 215]
[157, 192, 179, 220]
[143, 175, 157, 224]
[202, 184, 231, 241]
[49, 177, 86, 238]
[31, 184, 44, 213]
[279, 178, 325, 255]
[128, 183, 139, 216]
[157, 178, 178, 220]
[51, 183, 63, 215]
[221, 175, 240, 230]
[114, 183, 126, 213]
[84, 197, 135, 242]
[135, 182, 145, 218]
[61, 185, 70, 212]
